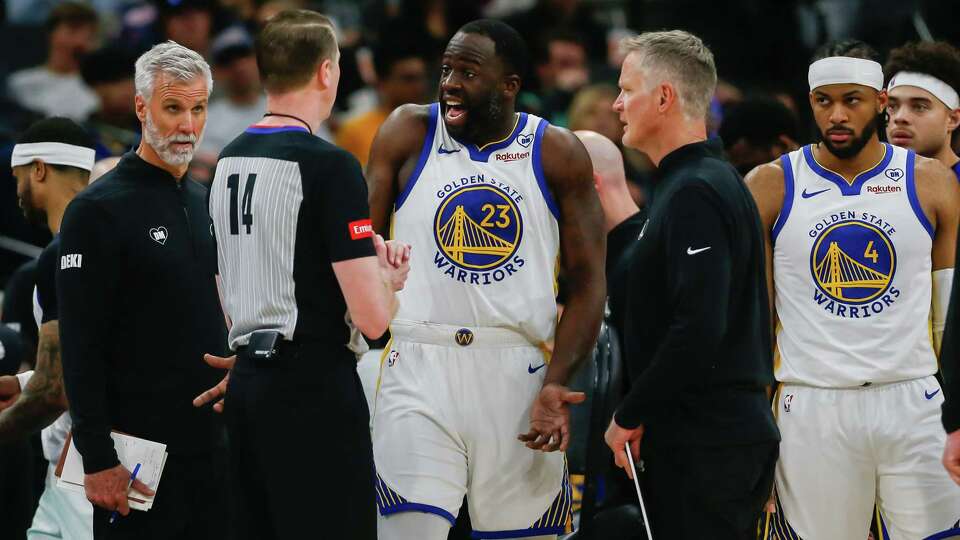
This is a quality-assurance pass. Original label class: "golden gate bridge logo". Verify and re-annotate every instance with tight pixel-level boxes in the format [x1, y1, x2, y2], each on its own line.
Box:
[810, 220, 895, 304]
[434, 185, 522, 271]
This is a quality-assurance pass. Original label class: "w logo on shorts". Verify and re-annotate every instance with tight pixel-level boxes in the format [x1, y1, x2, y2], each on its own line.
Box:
[454, 328, 474, 346]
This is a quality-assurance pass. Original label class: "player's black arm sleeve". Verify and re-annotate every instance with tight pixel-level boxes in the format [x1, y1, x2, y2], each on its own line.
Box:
[57, 199, 120, 473]
[941, 244, 960, 432]
[615, 186, 733, 429]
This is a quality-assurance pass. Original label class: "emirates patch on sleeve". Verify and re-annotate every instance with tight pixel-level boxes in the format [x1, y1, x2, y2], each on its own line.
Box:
[349, 219, 374, 240]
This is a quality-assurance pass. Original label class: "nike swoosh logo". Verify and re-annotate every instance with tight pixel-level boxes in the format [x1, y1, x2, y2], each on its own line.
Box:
[438, 146, 460, 154]
[687, 246, 711, 255]
[528, 363, 546, 374]
[925, 389, 941, 400]
[801, 188, 830, 199]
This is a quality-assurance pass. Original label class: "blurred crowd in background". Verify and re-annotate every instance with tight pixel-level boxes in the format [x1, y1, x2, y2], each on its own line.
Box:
[0, 0, 958, 285]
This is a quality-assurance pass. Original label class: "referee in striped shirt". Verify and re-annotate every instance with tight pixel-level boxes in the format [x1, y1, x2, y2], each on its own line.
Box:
[194, 11, 410, 540]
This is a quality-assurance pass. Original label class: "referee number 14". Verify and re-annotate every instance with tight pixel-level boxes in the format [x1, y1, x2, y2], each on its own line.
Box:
[227, 173, 257, 235]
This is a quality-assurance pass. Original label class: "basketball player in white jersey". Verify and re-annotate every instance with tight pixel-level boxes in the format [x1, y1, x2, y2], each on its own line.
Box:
[366, 19, 606, 540]
[885, 41, 960, 183]
[747, 40, 960, 539]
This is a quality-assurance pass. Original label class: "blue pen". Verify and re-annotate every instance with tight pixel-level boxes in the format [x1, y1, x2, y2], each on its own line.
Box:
[108, 463, 142, 524]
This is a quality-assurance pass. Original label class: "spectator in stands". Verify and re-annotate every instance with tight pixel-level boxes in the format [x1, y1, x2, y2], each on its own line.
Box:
[506, 0, 607, 64]
[336, 42, 428, 167]
[157, 0, 215, 59]
[568, 84, 623, 146]
[527, 29, 590, 126]
[80, 47, 141, 157]
[197, 27, 265, 161]
[718, 97, 800, 176]
[7, 2, 100, 121]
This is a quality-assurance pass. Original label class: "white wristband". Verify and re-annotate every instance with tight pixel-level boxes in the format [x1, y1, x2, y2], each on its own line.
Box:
[933, 268, 954, 356]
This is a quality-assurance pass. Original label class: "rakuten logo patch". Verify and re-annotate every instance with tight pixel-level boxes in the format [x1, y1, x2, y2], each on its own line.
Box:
[495, 151, 530, 162]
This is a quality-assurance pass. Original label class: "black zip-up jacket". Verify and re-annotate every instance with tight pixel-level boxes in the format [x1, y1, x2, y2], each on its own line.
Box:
[940, 239, 960, 432]
[57, 151, 227, 473]
[612, 139, 780, 447]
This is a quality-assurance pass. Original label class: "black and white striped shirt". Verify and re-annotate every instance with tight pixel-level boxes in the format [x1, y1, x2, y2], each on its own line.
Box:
[210, 125, 376, 351]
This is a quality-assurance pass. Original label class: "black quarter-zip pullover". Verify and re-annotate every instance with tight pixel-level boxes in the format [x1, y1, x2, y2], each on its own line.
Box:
[612, 139, 779, 447]
[58, 151, 227, 473]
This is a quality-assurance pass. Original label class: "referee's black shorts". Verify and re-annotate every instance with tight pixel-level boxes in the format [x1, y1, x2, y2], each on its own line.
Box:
[226, 341, 376, 540]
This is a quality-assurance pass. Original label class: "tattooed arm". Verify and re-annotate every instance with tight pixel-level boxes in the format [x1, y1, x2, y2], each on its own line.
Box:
[0, 320, 69, 442]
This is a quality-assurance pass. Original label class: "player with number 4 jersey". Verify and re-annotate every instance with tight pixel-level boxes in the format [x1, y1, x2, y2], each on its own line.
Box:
[747, 41, 960, 540]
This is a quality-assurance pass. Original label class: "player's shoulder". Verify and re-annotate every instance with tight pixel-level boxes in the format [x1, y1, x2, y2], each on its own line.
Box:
[540, 123, 583, 153]
[378, 103, 432, 140]
[386, 103, 433, 127]
[913, 153, 957, 188]
[539, 123, 591, 180]
[744, 159, 786, 190]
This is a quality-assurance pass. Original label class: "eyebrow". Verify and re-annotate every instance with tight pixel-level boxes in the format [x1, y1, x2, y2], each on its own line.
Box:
[443, 51, 485, 65]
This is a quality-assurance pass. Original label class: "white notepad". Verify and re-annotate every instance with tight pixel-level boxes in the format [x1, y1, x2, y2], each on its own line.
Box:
[55, 431, 168, 511]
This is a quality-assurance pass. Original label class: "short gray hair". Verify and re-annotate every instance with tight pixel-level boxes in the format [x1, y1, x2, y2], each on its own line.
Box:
[134, 40, 213, 100]
[622, 30, 717, 120]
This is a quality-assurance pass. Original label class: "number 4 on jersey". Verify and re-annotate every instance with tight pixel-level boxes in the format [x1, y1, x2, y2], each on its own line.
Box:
[227, 173, 257, 235]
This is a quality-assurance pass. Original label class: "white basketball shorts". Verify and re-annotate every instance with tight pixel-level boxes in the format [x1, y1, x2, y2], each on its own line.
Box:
[770, 376, 960, 539]
[371, 320, 571, 538]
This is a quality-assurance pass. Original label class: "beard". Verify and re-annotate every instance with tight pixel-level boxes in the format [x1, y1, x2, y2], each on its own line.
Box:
[18, 182, 46, 228]
[447, 89, 507, 141]
[819, 115, 880, 160]
[143, 112, 203, 166]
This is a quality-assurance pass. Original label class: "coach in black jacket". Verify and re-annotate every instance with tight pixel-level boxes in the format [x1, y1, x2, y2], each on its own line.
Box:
[603, 31, 779, 540]
[58, 42, 228, 539]
[941, 223, 960, 482]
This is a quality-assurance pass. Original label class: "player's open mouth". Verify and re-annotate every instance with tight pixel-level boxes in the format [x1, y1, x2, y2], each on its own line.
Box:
[444, 99, 468, 126]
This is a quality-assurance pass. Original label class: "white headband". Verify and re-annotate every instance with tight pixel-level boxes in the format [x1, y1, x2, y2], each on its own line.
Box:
[887, 71, 959, 110]
[10, 142, 95, 171]
[809, 56, 884, 92]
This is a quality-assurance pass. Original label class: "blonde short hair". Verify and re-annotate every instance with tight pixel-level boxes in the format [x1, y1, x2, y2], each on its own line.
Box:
[622, 30, 717, 120]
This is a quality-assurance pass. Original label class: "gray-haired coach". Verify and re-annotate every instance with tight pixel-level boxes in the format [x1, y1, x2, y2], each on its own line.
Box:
[57, 41, 228, 539]
[602, 31, 780, 539]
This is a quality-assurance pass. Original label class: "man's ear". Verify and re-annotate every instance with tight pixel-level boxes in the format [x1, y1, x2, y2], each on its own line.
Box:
[658, 82, 677, 114]
[876, 89, 888, 114]
[31, 160, 47, 184]
[946, 107, 960, 133]
[135, 94, 147, 123]
[502, 74, 521, 99]
[318, 59, 333, 89]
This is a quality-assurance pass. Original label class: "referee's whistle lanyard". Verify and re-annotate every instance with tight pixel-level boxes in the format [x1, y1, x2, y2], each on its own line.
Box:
[262, 112, 313, 134]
